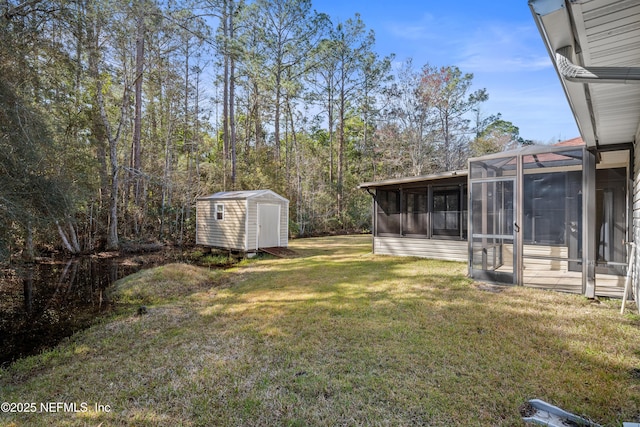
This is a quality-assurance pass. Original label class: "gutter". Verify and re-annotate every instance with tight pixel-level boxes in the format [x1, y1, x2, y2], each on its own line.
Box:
[529, 0, 640, 145]
[528, 0, 594, 144]
[555, 46, 640, 84]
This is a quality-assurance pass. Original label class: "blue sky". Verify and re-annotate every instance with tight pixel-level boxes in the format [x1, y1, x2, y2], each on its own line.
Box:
[312, 0, 580, 143]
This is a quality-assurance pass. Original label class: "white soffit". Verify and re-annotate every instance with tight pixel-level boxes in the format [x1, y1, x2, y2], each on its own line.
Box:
[530, 0, 640, 147]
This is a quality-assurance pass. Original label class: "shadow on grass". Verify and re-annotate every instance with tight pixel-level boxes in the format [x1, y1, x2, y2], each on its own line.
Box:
[191, 242, 640, 425]
[2, 235, 639, 426]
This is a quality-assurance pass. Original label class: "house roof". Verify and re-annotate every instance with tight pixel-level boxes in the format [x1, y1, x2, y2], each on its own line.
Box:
[468, 136, 585, 162]
[358, 136, 613, 190]
[358, 170, 468, 189]
[359, 138, 590, 190]
[472, 137, 586, 172]
[529, 0, 640, 148]
[197, 189, 288, 203]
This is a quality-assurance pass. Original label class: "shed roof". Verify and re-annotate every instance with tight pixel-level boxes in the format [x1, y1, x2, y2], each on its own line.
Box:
[197, 189, 288, 202]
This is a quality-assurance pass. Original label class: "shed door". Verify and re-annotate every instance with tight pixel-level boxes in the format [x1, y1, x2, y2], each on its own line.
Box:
[257, 203, 280, 248]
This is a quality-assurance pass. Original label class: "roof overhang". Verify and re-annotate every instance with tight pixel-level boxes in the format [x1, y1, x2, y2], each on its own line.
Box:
[529, 0, 640, 148]
[359, 170, 468, 190]
[197, 189, 289, 203]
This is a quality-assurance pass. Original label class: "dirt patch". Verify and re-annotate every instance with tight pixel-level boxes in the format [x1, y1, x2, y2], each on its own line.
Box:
[519, 401, 536, 418]
[475, 283, 506, 293]
[260, 247, 298, 258]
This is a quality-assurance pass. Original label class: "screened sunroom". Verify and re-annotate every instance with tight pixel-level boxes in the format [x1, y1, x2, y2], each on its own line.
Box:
[360, 138, 631, 298]
[469, 138, 630, 298]
[526, 0, 640, 303]
[360, 171, 469, 262]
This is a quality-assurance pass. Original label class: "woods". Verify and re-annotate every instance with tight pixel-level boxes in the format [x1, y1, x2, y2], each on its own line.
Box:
[0, 0, 526, 260]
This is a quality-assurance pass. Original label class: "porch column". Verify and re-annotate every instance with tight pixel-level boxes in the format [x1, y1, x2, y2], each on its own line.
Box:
[516, 153, 524, 286]
[399, 188, 404, 236]
[427, 185, 433, 239]
[583, 149, 596, 297]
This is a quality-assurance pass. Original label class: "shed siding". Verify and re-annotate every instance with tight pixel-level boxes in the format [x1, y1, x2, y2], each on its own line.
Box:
[195, 200, 212, 246]
[247, 200, 257, 249]
[196, 199, 247, 250]
[374, 237, 467, 262]
[280, 202, 289, 247]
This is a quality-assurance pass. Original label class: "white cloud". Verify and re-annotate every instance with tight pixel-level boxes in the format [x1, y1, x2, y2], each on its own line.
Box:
[455, 24, 554, 73]
[385, 14, 553, 73]
[459, 53, 552, 73]
[381, 13, 578, 142]
[481, 83, 580, 142]
[386, 13, 447, 41]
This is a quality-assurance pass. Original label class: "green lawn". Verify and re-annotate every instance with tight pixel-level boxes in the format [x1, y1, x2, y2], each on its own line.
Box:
[1, 235, 640, 426]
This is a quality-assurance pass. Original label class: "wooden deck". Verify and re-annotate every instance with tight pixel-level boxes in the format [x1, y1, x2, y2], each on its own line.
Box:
[387, 239, 628, 298]
[522, 268, 625, 298]
[493, 244, 626, 298]
[489, 263, 626, 298]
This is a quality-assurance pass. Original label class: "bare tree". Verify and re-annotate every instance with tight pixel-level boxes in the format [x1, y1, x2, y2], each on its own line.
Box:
[420, 65, 487, 171]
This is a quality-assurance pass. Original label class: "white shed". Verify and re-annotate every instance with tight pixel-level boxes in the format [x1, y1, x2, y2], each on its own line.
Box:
[196, 190, 289, 251]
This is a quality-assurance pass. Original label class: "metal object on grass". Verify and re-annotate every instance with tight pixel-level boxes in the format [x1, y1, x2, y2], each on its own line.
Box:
[521, 399, 601, 426]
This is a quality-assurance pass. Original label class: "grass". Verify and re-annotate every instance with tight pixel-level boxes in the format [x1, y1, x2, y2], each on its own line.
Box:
[1, 235, 640, 426]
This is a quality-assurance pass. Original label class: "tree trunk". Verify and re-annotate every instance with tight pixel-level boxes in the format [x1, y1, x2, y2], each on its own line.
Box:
[328, 85, 334, 183]
[222, 1, 229, 190]
[25, 223, 35, 261]
[56, 221, 79, 254]
[194, 65, 201, 182]
[285, 95, 295, 188]
[133, 13, 144, 206]
[161, 130, 173, 240]
[107, 131, 119, 250]
[254, 81, 261, 149]
[337, 78, 345, 222]
[87, 9, 121, 250]
[184, 37, 192, 225]
[86, 8, 109, 235]
[229, 0, 236, 188]
[274, 71, 281, 165]
[68, 220, 81, 253]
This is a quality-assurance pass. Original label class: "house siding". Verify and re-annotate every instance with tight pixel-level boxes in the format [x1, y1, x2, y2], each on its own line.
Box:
[634, 132, 640, 299]
[374, 237, 467, 262]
